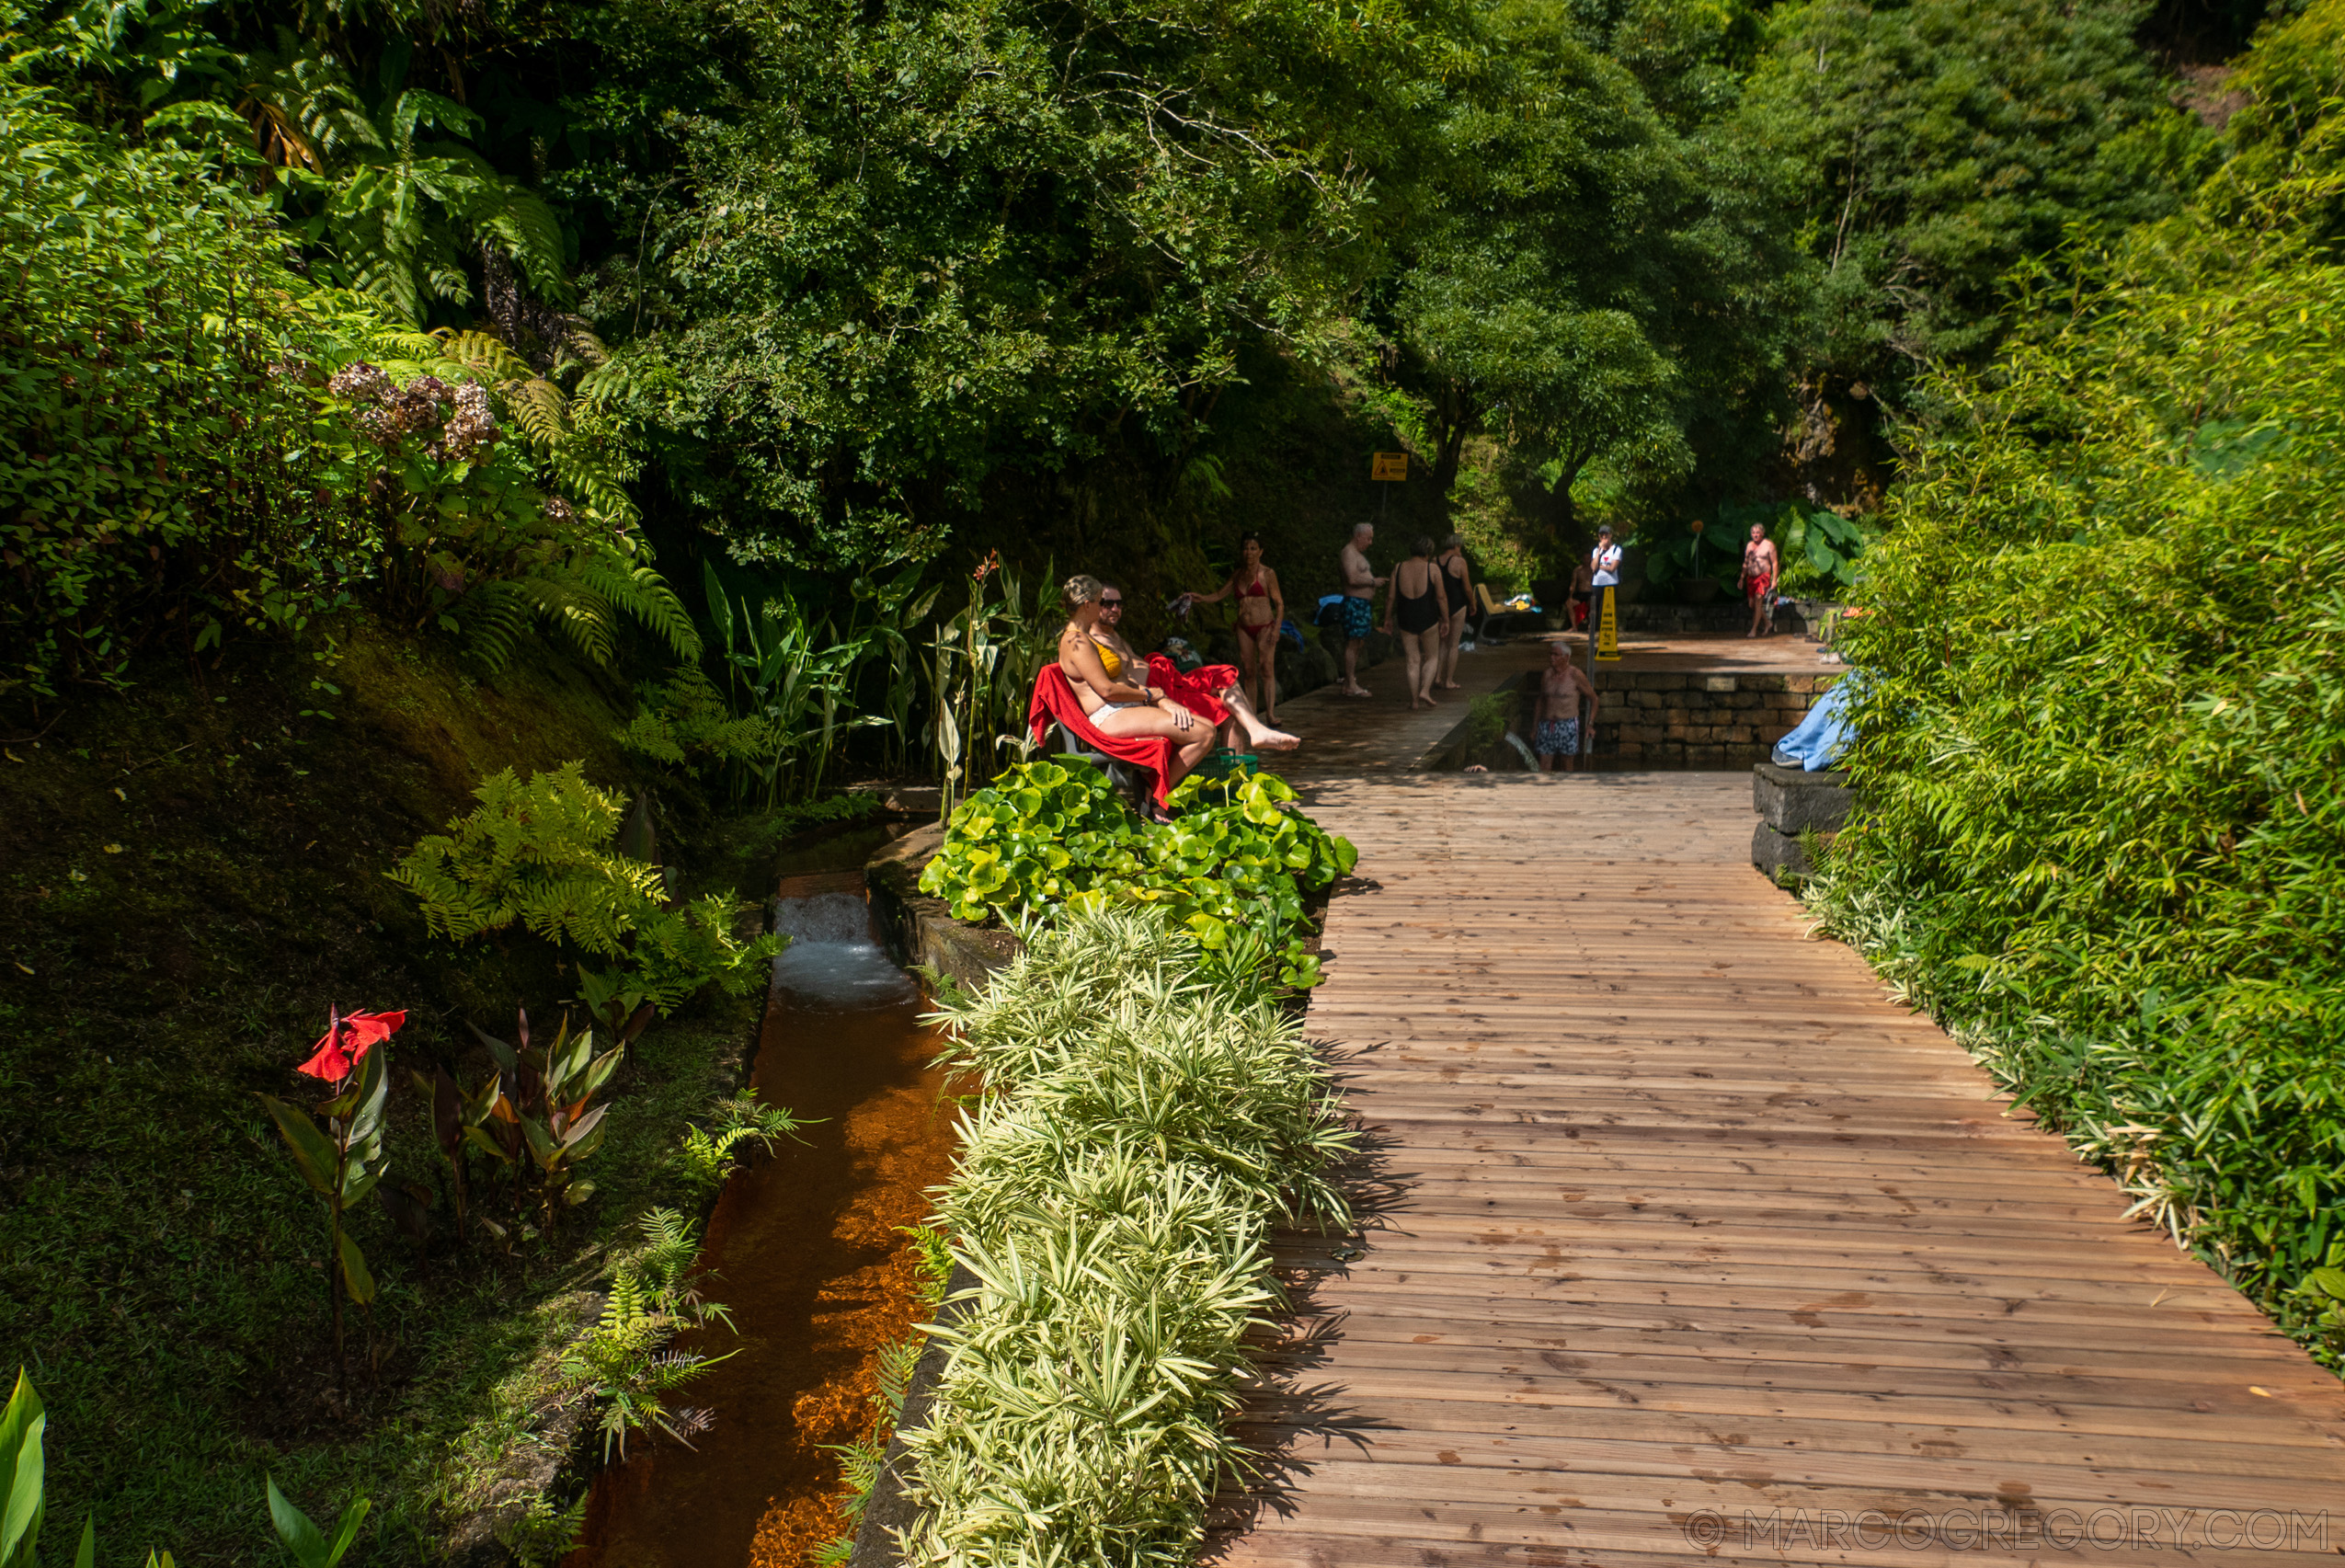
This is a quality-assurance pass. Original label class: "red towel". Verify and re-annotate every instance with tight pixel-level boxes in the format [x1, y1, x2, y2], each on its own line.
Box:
[1027, 665, 1172, 807]
[1146, 653, 1239, 727]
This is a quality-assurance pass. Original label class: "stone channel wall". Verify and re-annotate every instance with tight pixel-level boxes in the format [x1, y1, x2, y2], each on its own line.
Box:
[1589, 670, 1836, 768]
[852, 828, 1011, 1568]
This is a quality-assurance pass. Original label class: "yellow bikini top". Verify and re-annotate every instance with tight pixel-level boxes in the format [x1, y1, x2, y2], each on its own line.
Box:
[1091, 637, 1123, 679]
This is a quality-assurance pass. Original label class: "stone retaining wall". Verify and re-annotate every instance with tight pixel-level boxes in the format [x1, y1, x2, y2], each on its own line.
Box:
[1589, 670, 1836, 768]
[1616, 601, 1822, 636]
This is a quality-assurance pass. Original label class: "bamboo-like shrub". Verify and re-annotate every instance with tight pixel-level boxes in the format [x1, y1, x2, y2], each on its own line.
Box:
[898, 905, 1356, 1566]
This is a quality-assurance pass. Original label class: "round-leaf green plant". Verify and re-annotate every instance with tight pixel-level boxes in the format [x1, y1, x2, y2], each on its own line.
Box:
[916, 761, 1356, 987]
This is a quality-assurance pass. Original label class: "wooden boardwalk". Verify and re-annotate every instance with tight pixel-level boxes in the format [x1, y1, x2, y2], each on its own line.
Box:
[1212, 647, 2345, 1567]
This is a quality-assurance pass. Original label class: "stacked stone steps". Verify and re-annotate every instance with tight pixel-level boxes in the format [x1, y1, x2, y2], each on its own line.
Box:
[1750, 760, 1854, 879]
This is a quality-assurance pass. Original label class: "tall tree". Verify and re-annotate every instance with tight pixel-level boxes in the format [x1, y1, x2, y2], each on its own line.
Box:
[611, 0, 1466, 571]
[1387, 0, 1804, 544]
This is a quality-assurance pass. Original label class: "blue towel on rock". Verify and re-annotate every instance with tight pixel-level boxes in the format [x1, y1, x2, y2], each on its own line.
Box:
[1772, 675, 1857, 772]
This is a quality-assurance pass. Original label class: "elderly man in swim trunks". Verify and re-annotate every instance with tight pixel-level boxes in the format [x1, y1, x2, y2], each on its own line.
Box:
[1337, 521, 1388, 698]
[1531, 638, 1599, 773]
[1742, 521, 1779, 638]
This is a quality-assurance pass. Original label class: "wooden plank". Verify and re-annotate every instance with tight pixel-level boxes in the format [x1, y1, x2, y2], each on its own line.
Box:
[1211, 693, 2343, 1568]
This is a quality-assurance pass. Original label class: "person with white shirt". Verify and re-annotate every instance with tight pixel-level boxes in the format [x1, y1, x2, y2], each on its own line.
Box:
[1588, 526, 1623, 650]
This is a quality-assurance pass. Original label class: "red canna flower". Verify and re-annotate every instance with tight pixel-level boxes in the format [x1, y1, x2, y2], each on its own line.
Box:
[297, 1008, 407, 1082]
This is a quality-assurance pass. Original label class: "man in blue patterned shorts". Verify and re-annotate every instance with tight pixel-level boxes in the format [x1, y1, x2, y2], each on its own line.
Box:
[1337, 521, 1388, 698]
[1531, 638, 1598, 772]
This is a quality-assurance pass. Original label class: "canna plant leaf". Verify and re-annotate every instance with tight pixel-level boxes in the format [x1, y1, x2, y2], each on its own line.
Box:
[265, 1479, 328, 1568]
[0, 1368, 46, 1568]
[322, 1494, 370, 1566]
[255, 1096, 339, 1197]
[335, 1230, 377, 1307]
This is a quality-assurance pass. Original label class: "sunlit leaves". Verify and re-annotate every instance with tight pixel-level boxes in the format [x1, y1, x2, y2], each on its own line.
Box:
[903, 907, 1356, 1566]
[1807, 159, 2345, 1360]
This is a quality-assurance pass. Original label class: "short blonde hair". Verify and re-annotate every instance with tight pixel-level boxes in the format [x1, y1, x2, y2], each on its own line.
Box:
[1061, 573, 1104, 608]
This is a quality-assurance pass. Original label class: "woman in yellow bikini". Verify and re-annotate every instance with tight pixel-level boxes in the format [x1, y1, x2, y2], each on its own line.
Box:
[1092, 580, 1298, 753]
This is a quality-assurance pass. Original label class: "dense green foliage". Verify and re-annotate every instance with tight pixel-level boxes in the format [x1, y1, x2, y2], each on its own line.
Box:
[906, 905, 1354, 1566]
[5, 0, 2256, 689]
[919, 761, 1357, 988]
[14, 0, 2211, 678]
[1813, 0, 2345, 1362]
[1744, 0, 2208, 387]
[2, 77, 375, 694]
[635, 0, 1460, 567]
[1390, 0, 1808, 531]
[0, 75, 691, 700]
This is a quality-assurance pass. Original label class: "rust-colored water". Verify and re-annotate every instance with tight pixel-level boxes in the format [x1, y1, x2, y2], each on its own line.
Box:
[565, 868, 955, 1568]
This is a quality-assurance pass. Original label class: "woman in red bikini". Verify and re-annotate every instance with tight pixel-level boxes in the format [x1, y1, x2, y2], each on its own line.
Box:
[1179, 533, 1287, 726]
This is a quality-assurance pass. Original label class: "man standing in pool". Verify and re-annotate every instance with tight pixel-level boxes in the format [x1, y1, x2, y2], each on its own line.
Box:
[1531, 638, 1599, 772]
[1337, 521, 1387, 698]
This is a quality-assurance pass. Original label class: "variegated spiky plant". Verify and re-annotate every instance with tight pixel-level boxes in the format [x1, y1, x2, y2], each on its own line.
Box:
[899, 904, 1356, 1567]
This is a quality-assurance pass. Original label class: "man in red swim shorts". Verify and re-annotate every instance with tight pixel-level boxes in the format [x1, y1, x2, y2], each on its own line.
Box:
[1742, 521, 1779, 639]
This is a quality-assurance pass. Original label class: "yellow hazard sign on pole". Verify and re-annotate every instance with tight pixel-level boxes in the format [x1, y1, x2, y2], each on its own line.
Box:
[1370, 452, 1408, 482]
[1594, 584, 1619, 661]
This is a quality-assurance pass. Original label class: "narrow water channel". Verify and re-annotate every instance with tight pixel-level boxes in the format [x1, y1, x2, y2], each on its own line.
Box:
[566, 830, 955, 1568]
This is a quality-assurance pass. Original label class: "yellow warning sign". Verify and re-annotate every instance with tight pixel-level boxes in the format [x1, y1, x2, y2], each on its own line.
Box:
[1595, 584, 1619, 661]
[1370, 452, 1409, 482]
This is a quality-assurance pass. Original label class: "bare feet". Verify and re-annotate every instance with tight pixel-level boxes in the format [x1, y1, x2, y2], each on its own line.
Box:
[1341, 685, 1372, 698]
[1440, 681, 1463, 690]
[1254, 729, 1300, 751]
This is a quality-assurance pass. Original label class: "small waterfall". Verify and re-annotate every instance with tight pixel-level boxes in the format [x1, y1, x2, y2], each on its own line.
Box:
[769, 889, 918, 1010]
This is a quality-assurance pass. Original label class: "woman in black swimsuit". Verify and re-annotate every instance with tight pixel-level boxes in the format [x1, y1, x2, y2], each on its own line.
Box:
[1436, 532, 1472, 691]
[1382, 535, 1452, 710]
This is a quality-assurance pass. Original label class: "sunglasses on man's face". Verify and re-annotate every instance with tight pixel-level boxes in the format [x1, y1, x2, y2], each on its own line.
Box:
[1100, 597, 1123, 608]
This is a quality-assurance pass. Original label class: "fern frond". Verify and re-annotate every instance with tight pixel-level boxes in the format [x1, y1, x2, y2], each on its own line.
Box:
[453, 580, 557, 670]
[504, 377, 571, 452]
[461, 574, 615, 667]
[573, 354, 680, 408]
[572, 556, 701, 661]
[432, 328, 537, 383]
[470, 184, 574, 303]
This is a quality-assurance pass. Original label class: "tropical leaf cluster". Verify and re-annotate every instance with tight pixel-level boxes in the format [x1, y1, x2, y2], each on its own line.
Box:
[898, 905, 1356, 1567]
[617, 559, 934, 807]
[390, 762, 783, 1012]
[0, 72, 690, 698]
[918, 761, 1358, 988]
[1810, 0, 2345, 1365]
